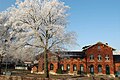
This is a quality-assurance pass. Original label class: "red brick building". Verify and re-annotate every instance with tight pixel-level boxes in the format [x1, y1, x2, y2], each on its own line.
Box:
[37, 42, 120, 75]
[113, 55, 120, 72]
[84, 42, 115, 75]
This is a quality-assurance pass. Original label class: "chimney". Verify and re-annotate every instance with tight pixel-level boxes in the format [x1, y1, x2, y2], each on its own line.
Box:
[105, 43, 108, 45]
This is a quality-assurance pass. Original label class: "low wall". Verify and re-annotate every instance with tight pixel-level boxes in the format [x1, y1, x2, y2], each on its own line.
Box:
[15, 66, 28, 70]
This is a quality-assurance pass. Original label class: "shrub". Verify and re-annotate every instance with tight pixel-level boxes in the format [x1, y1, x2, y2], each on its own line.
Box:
[56, 68, 62, 74]
[77, 71, 87, 75]
[62, 70, 67, 74]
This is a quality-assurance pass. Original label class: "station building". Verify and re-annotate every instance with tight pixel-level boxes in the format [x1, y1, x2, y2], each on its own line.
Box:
[37, 42, 120, 75]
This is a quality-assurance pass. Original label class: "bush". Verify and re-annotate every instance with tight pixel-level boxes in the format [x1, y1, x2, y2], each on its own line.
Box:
[56, 68, 62, 74]
[77, 71, 86, 75]
[100, 78, 104, 80]
[62, 70, 67, 74]
[77, 70, 80, 74]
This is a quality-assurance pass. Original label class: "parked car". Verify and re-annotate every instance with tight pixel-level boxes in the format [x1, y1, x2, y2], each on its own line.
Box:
[115, 71, 120, 77]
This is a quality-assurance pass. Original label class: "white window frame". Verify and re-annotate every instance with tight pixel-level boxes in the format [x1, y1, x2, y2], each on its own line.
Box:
[105, 55, 109, 61]
[98, 54, 102, 61]
[90, 54, 94, 60]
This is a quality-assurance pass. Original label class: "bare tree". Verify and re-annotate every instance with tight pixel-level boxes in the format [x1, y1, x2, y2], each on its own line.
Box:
[5, 0, 77, 78]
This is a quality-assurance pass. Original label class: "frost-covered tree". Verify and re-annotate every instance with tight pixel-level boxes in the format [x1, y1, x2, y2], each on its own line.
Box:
[0, 12, 9, 55]
[0, 12, 10, 74]
[10, 45, 37, 63]
[5, 0, 77, 78]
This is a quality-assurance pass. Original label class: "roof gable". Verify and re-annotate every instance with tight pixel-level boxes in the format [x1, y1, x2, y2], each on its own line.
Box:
[82, 42, 115, 51]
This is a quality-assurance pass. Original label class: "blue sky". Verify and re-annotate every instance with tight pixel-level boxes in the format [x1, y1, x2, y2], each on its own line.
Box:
[0, 0, 120, 51]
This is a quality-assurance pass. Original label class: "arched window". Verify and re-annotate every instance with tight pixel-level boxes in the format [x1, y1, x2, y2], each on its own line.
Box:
[90, 54, 94, 60]
[73, 64, 77, 71]
[67, 64, 70, 71]
[50, 63, 54, 70]
[80, 64, 84, 72]
[90, 65, 94, 74]
[60, 64, 64, 70]
[98, 65, 102, 73]
[98, 54, 102, 61]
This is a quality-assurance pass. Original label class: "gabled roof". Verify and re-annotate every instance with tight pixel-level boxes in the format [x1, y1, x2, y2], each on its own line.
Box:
[82, 42, 115, 51]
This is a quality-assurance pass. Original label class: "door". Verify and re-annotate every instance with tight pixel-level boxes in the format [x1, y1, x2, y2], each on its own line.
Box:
[106, 65, 110, 75]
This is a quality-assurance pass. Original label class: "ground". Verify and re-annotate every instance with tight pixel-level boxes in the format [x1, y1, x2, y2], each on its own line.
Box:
[1, 69, 120, 80]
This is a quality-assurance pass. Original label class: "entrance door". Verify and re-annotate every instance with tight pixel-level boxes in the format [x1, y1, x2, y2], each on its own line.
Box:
[106, 65, 110, 75]
[90, 65, 94, 74]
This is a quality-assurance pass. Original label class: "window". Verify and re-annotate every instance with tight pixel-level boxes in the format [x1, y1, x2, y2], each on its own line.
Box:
[118, 66, 120, 71]
[90, 54, 94, 60]
[80, 64, 84, 72]
[67, 64, 70, 71]
[50, 63, 54, 70]
[73, 64, 77, 71]
[90, 65, 94, 74]
[98, 54, 102, 61]
[60, 64, 64, 70]
[105, 55, 109, 60]
[98, 65, 102, 73]
[80, 57, 83, 61]
[98, 46, 101, 50]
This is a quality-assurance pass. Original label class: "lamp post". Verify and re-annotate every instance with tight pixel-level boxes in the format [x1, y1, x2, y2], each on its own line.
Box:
[0, 39, 8, 74]
[5, 55, 8, 74]
[0, 54, 4, 74]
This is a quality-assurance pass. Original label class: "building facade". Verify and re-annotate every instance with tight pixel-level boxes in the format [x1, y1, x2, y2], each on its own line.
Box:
[113, 55, 120, 72]
[37, 42, 120, 75]
[84, 42, 114, 75]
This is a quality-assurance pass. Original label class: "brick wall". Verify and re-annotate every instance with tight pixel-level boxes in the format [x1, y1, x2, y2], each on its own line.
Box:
[38, 42, 116, 75]
[38, 52, 58, 73]
[114, 62, 120, 72]
[60, 58, 86, 73]
[85, 43, 114, 74]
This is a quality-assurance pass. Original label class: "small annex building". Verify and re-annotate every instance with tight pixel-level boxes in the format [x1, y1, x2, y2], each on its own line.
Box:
[37, 42, 120, 76]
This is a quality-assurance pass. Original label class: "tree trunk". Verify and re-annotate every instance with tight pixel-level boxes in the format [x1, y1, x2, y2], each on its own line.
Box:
[44, 30, 49, 78]
[0, 57, 2, 75]
[44, 49, 49, 78]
